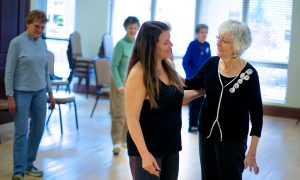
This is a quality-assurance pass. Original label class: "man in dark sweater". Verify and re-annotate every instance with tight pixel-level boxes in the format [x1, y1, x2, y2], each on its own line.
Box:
[182, 24, 211, 133]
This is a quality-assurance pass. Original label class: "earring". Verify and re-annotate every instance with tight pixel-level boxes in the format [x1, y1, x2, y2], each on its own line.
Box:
[233, 53, 236, 58]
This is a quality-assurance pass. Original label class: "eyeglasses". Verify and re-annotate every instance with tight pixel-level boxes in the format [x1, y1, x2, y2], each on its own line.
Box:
[216, 35, 232, 44]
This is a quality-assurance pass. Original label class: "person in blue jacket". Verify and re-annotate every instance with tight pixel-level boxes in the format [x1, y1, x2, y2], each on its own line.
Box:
[182, 24, 211, 133]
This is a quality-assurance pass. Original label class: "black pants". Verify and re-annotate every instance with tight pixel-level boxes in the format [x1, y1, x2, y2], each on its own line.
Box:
[189, 96, 204, 127]
[199, 135, 247, 180]
[129, 152, 179, 180]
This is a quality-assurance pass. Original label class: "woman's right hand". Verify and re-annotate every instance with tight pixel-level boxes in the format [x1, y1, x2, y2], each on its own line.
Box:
[7, 96, 16, 114]
[141, 152, 161, 177]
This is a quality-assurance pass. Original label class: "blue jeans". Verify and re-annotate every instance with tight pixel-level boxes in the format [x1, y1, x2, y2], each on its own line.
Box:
[13, 89, 47, 175]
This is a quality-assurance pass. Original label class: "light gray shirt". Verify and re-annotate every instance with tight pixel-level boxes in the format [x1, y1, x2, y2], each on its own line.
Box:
[5, 32, 52, 95]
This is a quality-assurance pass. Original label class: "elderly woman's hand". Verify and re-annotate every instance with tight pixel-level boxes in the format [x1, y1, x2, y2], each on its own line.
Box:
[7, 96, 16, 114]
[244, 150, 259, 174]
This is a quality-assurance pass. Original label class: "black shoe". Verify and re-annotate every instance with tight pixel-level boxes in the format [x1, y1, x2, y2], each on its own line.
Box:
[50, 74, 63, 80]
[26, 166, 43, 177]
[11, 174, 24, 180]
[188, 126, 198, 133]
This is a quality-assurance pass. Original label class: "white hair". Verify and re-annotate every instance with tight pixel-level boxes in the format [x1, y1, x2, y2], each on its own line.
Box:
[218, 20, 252, 56]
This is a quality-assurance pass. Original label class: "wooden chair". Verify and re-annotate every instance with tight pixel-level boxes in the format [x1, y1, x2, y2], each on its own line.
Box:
[46, 92, 78, 134]
[69, 31, 95, 97]
[99, 33, 113, 61]
[47, 51, 71, 93]
[0, 99, 8, 111]
[90, 59, 111, 118]
[0, 99, 8, 143]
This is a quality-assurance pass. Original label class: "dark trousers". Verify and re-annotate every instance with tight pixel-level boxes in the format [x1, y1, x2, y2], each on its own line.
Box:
[129, 152, 179, 180]
[189, 96, 204, 127]
[199, 135, 247, 180]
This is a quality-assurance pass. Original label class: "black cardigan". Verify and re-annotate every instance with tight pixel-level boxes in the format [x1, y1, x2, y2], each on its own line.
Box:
[185, 56, 263, 141]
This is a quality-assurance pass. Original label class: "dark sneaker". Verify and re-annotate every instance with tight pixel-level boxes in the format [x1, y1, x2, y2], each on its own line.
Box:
[113, 144, 122, 155]
[26, 166, 43, 177]
[188, 126, 198, 134]
[11, 174, 24, 180]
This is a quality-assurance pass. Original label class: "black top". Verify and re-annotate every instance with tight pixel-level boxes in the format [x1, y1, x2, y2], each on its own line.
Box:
[185, 56, 263, 141]
[220, 74, 235, 85]
[127, 80, 184, 157]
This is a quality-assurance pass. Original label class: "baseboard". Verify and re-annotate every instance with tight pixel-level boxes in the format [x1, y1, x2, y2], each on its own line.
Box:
[263, 105, 300, 120]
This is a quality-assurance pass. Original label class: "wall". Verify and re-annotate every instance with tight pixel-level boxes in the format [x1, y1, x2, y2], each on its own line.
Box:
[30, 0, 47, 11]
[75, 0, 110, 57]
[286, 0, 300, 108]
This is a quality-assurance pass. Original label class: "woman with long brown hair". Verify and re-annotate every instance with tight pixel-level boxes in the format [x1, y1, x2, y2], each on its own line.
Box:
[125, 21, 203, 180]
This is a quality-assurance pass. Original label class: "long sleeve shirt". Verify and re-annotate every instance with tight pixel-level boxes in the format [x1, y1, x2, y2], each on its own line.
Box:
[5, 32, 52, 95]
[182, 39, 211, 79]
[111, 35, 135, 88]
[185, 56, 263, 141]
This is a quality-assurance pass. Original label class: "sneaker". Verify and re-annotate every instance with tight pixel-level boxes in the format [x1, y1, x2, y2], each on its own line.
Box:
[11, 174, 24, 180]
[188, 126, 198, 134]
[113, 144, 122, 155]
[26, 166, 43, 177]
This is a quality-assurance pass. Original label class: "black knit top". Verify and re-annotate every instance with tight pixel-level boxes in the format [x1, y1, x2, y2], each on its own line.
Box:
[127, 80, 184, 157]
[185, 56, 263, 141]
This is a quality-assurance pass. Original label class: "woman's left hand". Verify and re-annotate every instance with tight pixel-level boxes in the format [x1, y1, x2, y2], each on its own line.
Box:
[244, 151, 259, 174]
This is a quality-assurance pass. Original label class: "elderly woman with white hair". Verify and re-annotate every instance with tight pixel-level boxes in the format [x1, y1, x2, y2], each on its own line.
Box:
[184, 20, 263, 180]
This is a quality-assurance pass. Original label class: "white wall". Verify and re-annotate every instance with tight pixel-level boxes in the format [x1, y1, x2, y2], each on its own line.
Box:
[75, 0, 110, 57]
[286, 0, 300, 108]
[30, 0, 47, 11]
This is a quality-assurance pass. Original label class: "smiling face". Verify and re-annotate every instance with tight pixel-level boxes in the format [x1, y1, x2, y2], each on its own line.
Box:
[156, 30, 173, 61]
[126, 23, 139, 40]
[216, 33, 235, 59]
[26, 20, 45, 40]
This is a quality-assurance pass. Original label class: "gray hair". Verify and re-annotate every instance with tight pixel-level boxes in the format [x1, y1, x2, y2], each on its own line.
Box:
[218, 20, 252, 56]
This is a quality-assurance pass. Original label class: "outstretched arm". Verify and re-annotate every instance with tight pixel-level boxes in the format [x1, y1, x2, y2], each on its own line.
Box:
[183, 89, 205, 104]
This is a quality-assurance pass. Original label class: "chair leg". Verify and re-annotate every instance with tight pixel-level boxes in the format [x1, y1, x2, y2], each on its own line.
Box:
[77, 78, 82, 91]
[86, 77, 89, 98]
[90, 95, 100, 118]
[66, 84, 71, 94]
[58, 104, 63, 134]
[73, 101, 79, 129]
[46, 109, 54, 125]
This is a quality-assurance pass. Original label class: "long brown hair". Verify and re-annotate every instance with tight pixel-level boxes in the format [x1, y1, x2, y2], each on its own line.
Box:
[127, 21, 183, 109]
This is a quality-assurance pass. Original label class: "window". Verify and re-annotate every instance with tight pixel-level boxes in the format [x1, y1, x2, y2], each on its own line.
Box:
[244, 0, 293, 64]
[198, 0, 293, 103]
[199, 0, 243, 56]
[111, 0, 151, 45]
[110, 0, 293, 103]
[45, 0, 76, 78]
[155, 0, 196, 57]
[46, 0, 75, 39]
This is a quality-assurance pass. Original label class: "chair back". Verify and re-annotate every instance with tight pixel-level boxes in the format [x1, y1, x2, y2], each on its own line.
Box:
[74, 59, 90, 78]
[70, 31, 82, 58]
[94, 59, 111, 87]
[47, 51, 55, 75]
[103, 34, 113, 61]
